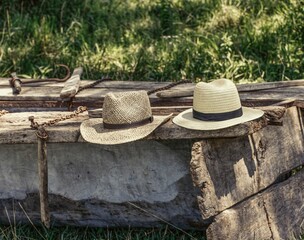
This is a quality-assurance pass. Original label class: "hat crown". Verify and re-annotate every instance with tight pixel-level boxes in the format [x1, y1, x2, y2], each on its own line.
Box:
[193, 79, 241, 114]
[103, 91, 152, 125]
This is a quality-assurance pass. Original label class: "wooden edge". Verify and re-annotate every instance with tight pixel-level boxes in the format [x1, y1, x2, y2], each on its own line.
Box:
[255, 106, 286, 123]
[190, 141, 218, 219]
[294, 100, 304, 109]
[88, 105, 286, 119]
[0, 106, 286, 144]
[154, 79, 304, 98]
[206, 169, 304, 240]
[0, 116, 267, 144]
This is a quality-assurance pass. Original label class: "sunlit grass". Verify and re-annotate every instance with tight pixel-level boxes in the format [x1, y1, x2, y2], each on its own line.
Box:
[0, 0, 303, 82]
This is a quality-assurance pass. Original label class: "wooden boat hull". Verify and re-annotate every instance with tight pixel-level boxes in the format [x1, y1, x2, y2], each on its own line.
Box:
[0, 141, 204, 229]
[0, 79, 303, 238]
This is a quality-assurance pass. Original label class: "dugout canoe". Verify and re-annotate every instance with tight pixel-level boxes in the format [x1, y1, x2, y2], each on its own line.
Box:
[0, 78, 303, 239]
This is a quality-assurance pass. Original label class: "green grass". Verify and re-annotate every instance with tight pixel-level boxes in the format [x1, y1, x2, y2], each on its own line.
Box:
[0, 225, 205, 240]
[0, 0, 304, 82]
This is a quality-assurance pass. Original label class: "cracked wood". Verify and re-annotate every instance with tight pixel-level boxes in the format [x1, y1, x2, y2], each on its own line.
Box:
[206, 169, 304, 240]
[190, 107, 304, 219]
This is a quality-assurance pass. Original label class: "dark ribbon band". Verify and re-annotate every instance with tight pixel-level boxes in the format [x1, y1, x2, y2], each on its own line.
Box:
[193, 108, 243, 121]
[103, 116, 154, 129]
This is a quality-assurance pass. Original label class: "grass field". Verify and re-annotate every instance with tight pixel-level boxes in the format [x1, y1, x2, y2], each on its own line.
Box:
[0, 0, 303, 82]
[0, 225, 205, 240]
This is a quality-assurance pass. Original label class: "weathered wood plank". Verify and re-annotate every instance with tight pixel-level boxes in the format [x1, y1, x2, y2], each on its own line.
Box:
[2, 78, 304, 103]
[239, 91, 303, 102]
[0, 86, 194, 107]
[206, 169, 304, 240]
[0, 78, 171, 89]
[0, 106, 287, 143]
[0, 99, 285, 111]
[0, 112, 268, 143]
[190, 107, 304, 219]
[237, 79, 304, 90]
[37, 133, 50, 228]
[156, 80, 304, 98]
[0, 141, 204, 229]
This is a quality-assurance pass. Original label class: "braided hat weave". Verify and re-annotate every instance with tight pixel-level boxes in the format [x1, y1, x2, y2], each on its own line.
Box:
[80, 90, 172, 145]
[173, 79, 264, 130]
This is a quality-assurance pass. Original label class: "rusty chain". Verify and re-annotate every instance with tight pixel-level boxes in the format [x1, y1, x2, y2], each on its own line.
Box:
[0, 110, 8, 117]
[29, 106, 87, 139]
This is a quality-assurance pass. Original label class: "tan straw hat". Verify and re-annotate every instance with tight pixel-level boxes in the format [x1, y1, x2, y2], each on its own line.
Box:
[173, 79, 264, 130]
[80, 90, 172, 145]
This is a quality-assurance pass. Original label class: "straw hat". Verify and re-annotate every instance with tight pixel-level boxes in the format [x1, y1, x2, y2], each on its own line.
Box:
[173, 79, 264, 130]
[80, 90, 172, 145]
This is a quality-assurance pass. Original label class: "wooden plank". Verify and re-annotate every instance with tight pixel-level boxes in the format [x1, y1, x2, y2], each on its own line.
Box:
[238, 79, 304, 91]
[0, 98, 286, 110]
[190, 107, 304, 219]
[0, 85, 192, 101]
[2, 79, 304, 107]
[0, 78, 171, 89]
[0, 141, 204, 229]
[1, 77, 304, 90]
[207, 169, 304, 240]
[37, 132, 50, 228]
[60, 67, 83, 99]
[156, 79, 304, 98]
[0, 107, 278, 143]
[239, 91, 303, 102]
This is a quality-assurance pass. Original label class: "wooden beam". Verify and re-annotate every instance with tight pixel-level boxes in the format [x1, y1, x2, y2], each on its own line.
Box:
[37, 129, 50, 228]
[156, 79, 304, 98]
[206, 169, 304, 240]
[0, 106, 288, 143]
[190, 107, 303, 219]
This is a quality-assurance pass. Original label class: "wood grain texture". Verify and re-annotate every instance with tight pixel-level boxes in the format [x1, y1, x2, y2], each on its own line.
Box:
[190, 107, 304, 219]
[2, 79, 304, 104]
[0, 108, 274, 143]
[0, 141, 204, 229]
[206, 169, 304, 240]
[156, 79, 304, 98]
[37, 135, 50, 228]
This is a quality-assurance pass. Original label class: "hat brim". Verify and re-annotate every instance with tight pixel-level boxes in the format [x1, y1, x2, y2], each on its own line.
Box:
[173, 107, 264, 130]
[80, 114, 172, 145]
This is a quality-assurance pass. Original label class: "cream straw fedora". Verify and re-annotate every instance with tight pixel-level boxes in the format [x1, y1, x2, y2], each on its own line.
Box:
[173, 79, 264, 130]
[80, 90, 172, 145]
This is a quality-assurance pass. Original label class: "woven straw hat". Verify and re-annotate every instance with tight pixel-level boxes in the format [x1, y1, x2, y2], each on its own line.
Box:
[80, 90, 172, 145]
[173, 79, 264, 130]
